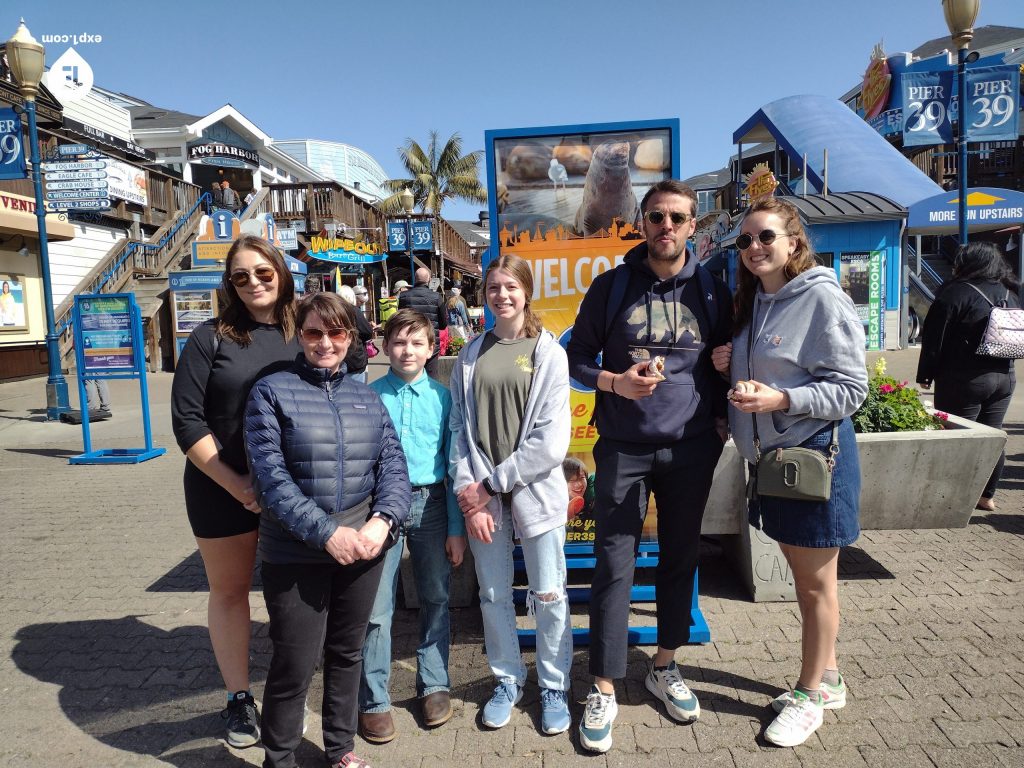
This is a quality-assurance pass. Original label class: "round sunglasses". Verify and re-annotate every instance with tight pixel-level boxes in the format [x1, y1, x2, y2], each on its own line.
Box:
[228, 265, 276, 287]
[736, 230, 792, 251]
[643, 210, 694, 226]
[300, 327, 350, 343]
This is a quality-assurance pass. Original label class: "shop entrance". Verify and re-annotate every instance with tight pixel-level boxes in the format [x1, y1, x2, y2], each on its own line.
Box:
[190, 164, 255, 203]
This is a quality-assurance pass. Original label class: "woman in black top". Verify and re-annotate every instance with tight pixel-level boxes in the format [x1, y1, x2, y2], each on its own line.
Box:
[171, 235, 299, 748]
[917, 242, 1020, 511]
[337, 284, 374, 382]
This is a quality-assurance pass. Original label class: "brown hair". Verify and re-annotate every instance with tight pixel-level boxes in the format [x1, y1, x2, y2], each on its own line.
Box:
[382, 308, 436, 348]
[484, 253, 543, 338]
[295, 292, 357, 335]
[640, 179, 698, 215]
[217, 235, 296, 345]
[733, 198, 816, 329]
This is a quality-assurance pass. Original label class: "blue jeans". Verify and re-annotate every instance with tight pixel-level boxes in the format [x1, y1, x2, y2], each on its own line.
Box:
[359, 483, 451, 712]
[468, 501, 572, 691]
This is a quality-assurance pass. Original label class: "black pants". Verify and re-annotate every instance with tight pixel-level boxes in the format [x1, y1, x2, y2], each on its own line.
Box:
[935, 370, 1016, 499]
[261, 557, 385, 768]
[588, 429, 723, 679]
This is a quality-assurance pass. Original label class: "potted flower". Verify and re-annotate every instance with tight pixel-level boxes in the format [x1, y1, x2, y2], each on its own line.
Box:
[853, 358, 948, 433]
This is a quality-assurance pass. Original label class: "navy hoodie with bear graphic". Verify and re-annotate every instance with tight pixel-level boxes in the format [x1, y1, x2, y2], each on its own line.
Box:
[567, 242, 732, 444]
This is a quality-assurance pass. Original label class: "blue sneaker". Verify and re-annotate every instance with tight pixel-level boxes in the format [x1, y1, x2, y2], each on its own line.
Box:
[579, 685, 617, 753]
[481, 681, 522, 728]
[645, 661, 700, 723]
[540, 688, 570, 735]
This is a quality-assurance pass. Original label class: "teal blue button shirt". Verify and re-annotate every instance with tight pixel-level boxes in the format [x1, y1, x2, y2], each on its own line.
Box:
[371, 370, 465, 536]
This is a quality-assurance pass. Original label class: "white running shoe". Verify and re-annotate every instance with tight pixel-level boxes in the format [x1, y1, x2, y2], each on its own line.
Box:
[771, 676, 846, 713]
[765, 690, 824, 747]
[578, 686, 618, 753]
[644, 661, 701, 723]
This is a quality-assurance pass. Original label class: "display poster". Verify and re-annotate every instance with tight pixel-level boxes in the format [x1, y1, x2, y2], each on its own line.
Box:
[105, 156, 148, 206]
[901, 70, 954, 147]
[0, 274, 27, 330]
[964, 65, 1020, 142]
[488, 120, 678, 543]
[174, 290, 215, 333]
[78, 295, 134, 370]
[838, 251, 884, 351]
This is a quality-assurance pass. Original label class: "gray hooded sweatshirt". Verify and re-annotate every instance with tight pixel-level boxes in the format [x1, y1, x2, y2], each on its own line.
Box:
[729, 266, 868, 464]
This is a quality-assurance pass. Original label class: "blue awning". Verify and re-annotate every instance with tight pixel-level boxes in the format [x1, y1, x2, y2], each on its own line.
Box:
[907, 187, 1024, 234]
[733, 95, 944, 208]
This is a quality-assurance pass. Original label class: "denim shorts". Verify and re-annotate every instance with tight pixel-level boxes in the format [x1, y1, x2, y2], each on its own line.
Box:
[748, 417, 861, 549]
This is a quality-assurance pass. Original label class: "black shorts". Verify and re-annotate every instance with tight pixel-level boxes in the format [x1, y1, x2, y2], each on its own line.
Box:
[184, 459, 260, 539]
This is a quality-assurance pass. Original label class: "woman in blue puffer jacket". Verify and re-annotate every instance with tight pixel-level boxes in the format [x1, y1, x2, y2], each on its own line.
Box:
[245, 292, 410, 768]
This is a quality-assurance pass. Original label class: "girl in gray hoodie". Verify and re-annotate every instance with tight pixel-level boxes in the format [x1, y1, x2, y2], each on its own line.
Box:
[712, 198, 867, 749]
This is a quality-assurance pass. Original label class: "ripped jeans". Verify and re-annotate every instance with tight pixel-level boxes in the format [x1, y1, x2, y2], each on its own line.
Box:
[468, 500, 572, 691]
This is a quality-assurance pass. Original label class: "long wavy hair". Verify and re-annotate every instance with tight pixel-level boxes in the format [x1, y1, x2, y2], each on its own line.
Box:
[952, 241, 1020, 293]
[484, 253, 543, 338]
[733, 198, 817, 329]
[217, 235, 296, 346]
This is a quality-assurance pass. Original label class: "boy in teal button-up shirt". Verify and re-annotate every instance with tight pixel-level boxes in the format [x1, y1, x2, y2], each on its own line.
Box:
[358, 309, 467, 742]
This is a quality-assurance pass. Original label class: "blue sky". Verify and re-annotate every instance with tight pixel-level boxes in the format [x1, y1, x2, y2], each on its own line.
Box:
[5, 0, 1020, 221]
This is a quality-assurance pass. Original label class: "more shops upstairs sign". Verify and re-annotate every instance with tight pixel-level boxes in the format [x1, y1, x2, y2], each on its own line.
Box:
[187, 141, 259, 168]
[907, 187, 1024, 233]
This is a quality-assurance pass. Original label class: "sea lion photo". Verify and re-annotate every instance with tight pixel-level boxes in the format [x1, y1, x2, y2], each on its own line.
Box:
[573, 140, 639, 236]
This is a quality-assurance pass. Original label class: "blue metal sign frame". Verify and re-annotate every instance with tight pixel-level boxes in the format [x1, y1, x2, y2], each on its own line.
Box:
[69, 292, 165, 464]
[0, 107, 27, 181]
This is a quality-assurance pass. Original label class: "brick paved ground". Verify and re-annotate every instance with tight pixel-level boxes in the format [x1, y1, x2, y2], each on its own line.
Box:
[0, 350, 1021, 767]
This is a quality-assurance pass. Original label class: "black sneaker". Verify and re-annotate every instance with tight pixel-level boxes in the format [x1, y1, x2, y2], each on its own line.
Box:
[222, 691, 260, 748]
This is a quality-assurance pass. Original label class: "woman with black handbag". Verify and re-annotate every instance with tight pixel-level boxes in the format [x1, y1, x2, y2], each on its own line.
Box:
[711, 198, 867, 747]
[916, 241, 1020, 511]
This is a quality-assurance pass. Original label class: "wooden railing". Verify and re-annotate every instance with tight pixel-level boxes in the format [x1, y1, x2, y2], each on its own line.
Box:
[267, 182, 388, 237]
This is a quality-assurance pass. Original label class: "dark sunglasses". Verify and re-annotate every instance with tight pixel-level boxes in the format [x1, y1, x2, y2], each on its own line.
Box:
[228, 266, 276, 287]
[644, 210, 694, 226]
[736, 230, 792, 251]
[300, 327, 350, 343]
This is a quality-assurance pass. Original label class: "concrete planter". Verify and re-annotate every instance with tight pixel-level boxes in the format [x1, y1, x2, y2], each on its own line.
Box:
[726, 413, 1007, 601]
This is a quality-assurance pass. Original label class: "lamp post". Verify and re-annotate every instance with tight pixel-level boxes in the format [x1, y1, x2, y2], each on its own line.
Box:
[943, 0, 981, 246]
[7, 19, 70, 419]
[400, 187, 416, 283]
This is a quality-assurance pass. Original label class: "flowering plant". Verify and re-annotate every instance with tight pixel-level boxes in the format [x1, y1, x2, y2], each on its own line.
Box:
[446, 334, 467, 356]
[852, 358, 948, 433]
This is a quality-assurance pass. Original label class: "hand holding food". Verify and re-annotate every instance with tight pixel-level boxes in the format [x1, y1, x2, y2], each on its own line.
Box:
[644, 355, 666, 381]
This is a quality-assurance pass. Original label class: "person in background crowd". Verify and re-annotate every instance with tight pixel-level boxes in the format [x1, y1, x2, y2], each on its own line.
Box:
[445, 287, 471, 341]
[566, 180, 732, 753]
[712, 197, 867, 748]
[245, 292, 410, 768]
[171, 235, 299, 749]
[244, 189, 257, 208]
[353, 284, 371, 315]
[85, 378, 112, 416]
[398, 268, 447, 377]
[219, 180, 240, 213]
[917, 241, 1020, 512]
[206, 182, 222, 215]
[358, 309, 466, 744]
[337, 284, 374, 383]
[449, 253, 573, 736]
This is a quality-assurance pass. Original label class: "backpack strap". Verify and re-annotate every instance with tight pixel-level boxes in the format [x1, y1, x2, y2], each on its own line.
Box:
[966, 282, 996, 307]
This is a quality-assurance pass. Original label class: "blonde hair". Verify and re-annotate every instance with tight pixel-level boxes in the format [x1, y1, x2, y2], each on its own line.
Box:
[484, 253, 542, 337]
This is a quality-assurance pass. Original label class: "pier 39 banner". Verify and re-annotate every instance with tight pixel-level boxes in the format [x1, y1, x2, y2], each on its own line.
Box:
[484, 120, 680, 544]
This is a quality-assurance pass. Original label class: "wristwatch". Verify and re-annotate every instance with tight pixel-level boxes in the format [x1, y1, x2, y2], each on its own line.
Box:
[481, 477, 497, 497]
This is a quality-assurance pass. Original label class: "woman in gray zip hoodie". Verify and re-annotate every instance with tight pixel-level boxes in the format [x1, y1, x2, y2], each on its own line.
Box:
[712, 198, 867, 749]
[449, 254, 573, 736]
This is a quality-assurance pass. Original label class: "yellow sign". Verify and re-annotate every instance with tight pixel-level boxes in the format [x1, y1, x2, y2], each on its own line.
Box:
[744, 162, 778, 204]
[861, 42, 891, 119]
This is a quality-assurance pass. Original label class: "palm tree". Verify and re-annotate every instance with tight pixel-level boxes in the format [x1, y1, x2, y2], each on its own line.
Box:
[379, 131, 487, 216]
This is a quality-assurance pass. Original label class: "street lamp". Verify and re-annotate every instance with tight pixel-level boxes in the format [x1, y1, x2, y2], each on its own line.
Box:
[942, 0, 981, 245]
[400, 187, 416, 283]
[7, 19, 70, 419]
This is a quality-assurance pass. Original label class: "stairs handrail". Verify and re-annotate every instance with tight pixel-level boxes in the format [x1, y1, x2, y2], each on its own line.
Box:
[908, 271, 935, 303]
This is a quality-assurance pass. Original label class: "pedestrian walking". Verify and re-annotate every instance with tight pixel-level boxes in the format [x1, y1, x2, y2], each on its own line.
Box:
[398, 268, 447, 377]
[170, 235, 299, 749]
[712, 197, 868, 747]
[916, 241, 1020, 511]
[244, 292, 410, 768]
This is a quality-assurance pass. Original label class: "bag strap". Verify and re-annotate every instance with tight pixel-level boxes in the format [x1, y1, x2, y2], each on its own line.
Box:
[965, 282, 996, 307]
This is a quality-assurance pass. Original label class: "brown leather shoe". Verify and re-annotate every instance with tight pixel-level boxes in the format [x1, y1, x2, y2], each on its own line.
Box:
[421, 691, 452, 727]
[358, 710, 395, 743]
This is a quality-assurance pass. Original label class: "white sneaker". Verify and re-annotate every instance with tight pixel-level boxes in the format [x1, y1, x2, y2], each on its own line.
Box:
[771, 677, 846, 713]
[764, 690, 824, 747]
[645, 661, 700, 723]
[578, 686, 618, 753]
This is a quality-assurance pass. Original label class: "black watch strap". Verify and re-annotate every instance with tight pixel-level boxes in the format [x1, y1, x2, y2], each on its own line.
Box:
[481, 477, 496, 496]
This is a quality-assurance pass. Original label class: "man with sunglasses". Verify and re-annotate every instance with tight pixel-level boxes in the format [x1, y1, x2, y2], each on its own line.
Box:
[567, 179, 732, 753]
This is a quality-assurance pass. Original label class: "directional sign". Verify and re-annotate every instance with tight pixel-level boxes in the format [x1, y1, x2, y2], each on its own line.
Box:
[45, 178, 109, 191]
[45, 169, 107, 181]
[58, 143, 91, 156]
[46, 189, 109, 200]
[41, 159, 107, 171]
[47, 199, 111, 211]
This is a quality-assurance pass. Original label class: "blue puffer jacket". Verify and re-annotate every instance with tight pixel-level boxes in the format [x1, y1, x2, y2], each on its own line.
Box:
[244, 355, 411, 564]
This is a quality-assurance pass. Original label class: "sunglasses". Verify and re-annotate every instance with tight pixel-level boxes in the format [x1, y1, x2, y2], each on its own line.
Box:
[228, 266, 276, 287]
[736, 230, 792, 251]
[644, 210, 694, 226]
[300, 327, 350, 343]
